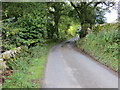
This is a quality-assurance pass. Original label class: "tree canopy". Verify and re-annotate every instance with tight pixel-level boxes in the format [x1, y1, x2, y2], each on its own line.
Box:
[2, 2, 116, 51]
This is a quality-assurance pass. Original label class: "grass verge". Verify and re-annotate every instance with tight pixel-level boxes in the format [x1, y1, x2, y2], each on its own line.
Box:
[2, 42, 57, 88]
[76, 23, 119, 71]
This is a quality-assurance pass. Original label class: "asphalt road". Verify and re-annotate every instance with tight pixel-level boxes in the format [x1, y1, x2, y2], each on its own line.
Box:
[42, 42, 118, 88]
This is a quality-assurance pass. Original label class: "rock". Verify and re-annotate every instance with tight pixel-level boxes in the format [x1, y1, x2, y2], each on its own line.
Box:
[1, 47, 22, 59]
[0, 59, 3, 61]
[0, 61, 8, 70]
[0, 46, 22, 70]
[2, 51, 12, 59]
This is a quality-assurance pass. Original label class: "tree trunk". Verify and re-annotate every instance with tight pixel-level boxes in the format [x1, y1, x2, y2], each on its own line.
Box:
[79, 24, 88, 38]
[54, 5, 60, 39]
[54, 19, 59, 38]
[47, 24, 54, 39]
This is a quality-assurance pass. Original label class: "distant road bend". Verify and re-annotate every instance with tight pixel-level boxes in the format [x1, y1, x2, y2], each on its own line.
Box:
[43, 38, 118, 88]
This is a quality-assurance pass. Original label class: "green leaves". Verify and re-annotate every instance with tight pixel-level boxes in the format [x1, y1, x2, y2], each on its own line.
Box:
[2, 3, 48, 51]
[2, 42, 56, 88]
[76, 23, 119, 71]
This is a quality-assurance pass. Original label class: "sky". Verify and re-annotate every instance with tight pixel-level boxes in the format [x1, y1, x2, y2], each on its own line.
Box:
[104, 0, 119, 23]
[105, 9, 118, 23]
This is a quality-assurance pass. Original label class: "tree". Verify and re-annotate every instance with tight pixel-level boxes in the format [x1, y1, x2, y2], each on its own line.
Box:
[70, 1, 115, 38]
[46, 2, 78, 39]
[2, 2, 47, 49]
[46, 2, 65, 39]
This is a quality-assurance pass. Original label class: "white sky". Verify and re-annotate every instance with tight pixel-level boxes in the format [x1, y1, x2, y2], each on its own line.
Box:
[104, 0, 119, 23]
[105, 9, 118, 23]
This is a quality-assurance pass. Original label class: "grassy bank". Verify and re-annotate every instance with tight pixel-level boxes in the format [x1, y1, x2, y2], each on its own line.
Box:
[2, 42, 56, 88]
[76, 23, 119, 71]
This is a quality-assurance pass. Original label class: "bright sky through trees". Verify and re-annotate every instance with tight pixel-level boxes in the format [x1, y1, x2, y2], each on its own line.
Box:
[105, 0, 119, 23]
[105, 9, 118, 23]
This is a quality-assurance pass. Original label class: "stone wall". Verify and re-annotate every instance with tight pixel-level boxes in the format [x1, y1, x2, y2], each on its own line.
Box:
[0, 47, 22, 71]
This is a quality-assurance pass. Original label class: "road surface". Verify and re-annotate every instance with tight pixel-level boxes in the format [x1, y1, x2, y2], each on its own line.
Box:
[42, 42, 118, 88]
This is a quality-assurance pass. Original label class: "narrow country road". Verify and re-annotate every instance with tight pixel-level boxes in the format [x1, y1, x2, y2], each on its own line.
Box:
[42, 41, 118, 88]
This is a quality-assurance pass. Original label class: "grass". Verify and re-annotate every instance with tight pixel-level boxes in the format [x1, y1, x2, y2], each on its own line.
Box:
[76, 23, 119, 71]
[2, 42, 57, 88]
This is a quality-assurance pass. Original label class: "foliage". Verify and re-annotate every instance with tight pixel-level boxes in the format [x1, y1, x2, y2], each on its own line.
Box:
[76, 23, 119, 71]
[2, 2, 114, 51]
[2, 42, 56, 88]
[93, 23, 118, 32]
[2, 2, 47, 51]
[1, 2, 118, 89]
[2, 2, 80, 51]
[46, 2, 77, 39]
[70, 2, 115, 38]
[67, 24, 79, 38]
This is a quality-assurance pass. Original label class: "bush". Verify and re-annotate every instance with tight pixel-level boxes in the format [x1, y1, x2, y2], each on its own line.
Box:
[76, 23, 119, 71]
[2, 3, 47, 51]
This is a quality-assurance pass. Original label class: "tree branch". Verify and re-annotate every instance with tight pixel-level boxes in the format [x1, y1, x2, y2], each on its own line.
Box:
[70, 2, 81, 19]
